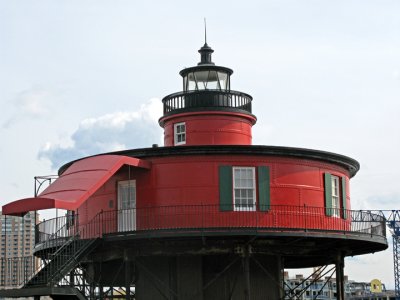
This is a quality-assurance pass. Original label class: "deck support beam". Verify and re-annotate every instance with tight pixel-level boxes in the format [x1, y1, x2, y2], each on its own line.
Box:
[243, 249, 251, 300]
[125, 250, 131, 300]
[335, 253, 345, 300]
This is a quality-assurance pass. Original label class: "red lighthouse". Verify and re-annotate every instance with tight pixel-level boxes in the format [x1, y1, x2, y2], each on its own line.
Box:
[0, 41, 388, 300]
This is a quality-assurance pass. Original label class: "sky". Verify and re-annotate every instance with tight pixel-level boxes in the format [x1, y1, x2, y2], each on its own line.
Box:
[1, 0, 400, 289]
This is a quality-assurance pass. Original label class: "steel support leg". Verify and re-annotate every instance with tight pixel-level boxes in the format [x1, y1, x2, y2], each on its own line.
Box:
[99, 284, 103, 300]
[335, 254, 345, 300]
[243, 249, 251, 300]
[125, 252, 131, 300]
[69, 270, 74, 287]
[90, 284, 95, 300]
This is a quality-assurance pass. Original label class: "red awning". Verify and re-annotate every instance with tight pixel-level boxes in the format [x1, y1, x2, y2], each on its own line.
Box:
[2, 155, 151, 216]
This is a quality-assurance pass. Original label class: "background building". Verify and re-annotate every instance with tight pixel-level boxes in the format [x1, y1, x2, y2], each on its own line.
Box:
[284, 271, 396, 300]
[0, 211, 36, 288]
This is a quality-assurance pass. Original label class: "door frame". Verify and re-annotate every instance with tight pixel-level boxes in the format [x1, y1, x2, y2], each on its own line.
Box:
[117, 179, 136, 232]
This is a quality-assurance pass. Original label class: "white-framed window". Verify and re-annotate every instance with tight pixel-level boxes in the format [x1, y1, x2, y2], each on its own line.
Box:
[174, 122, 186, 145]
[331, 175, 340, 217]
[233, 167, 256, 211]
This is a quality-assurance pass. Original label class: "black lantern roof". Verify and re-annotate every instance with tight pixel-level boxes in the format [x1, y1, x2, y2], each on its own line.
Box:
[179, 42, 233, 92]
[179, 42, 233, 78]
[198, 43, 214, 65]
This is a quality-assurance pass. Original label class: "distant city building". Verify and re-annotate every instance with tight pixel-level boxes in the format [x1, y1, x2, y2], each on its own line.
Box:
[0, 211, 36, 288]
[284, 271, 396, 300]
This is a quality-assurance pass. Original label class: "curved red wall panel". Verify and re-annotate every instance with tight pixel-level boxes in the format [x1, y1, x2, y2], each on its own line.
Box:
[77, 154, 351, 233]
[144, 155, 349, 209]
[160, 111, 256, 146]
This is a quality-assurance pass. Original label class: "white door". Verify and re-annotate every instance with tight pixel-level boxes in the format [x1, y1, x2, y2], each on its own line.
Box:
[118, 180, 136, 232]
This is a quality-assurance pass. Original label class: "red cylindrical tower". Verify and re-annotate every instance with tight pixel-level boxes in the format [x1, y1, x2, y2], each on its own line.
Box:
[159, 42, 257, 146]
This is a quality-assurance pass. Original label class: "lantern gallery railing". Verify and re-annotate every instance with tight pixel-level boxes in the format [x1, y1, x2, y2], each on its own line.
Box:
[35, 205, 386, 245]
[162, 90, 253, 115]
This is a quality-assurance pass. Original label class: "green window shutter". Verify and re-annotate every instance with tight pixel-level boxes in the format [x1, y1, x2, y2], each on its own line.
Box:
[341, 177, 347, 219]
[219, 166, 233, 211]
[257, 166, 270, 211]
[324, 173, 333, 216]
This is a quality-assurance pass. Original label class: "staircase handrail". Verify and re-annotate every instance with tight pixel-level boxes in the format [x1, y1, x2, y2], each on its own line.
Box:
[25, 210, 104, 287]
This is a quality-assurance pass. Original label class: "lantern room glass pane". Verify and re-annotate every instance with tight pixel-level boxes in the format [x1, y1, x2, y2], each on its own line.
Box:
[184, 70, 230, 91]
[192, 70, 221, 90]
[183, 76, 188, 91]
[194, 71, 209, 89]
[187, 73, 197, 91]
[218, 72, 229, 90]
[205, 71, 220, 90]
[194, 71, 210, 90]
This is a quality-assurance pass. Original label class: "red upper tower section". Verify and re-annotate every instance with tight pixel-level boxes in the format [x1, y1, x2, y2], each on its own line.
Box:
[159, 42, 257, 146]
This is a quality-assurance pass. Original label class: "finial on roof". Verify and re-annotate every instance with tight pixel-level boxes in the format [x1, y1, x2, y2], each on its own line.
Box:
[198, 19, 214, 65]
[204, 18, 207, 45]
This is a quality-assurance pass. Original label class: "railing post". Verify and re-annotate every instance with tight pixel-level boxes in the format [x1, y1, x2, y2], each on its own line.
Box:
[100, 210, 103, 238]
[256, 208, 259, 230]
[35, 223, 39, 245]
[102, 210, 105, 236]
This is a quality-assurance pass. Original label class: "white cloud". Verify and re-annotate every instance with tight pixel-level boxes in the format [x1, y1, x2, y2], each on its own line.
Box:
[38, 98, 163, 170]
[2, 87, 52, 128]
[18, 89, 49, 116]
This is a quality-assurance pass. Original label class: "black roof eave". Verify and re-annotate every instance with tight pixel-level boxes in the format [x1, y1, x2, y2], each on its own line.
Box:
[58, 145, 360, 177]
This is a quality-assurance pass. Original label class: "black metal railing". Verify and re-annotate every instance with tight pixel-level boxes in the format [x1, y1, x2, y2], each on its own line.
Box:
[162, 90, 253, 115]
[2, 212, 102, 288]
[35, 215, 72, 244]
[35, 205, 387, 245]
[5, 216, 77, 287]
[0, 205, 387, 290]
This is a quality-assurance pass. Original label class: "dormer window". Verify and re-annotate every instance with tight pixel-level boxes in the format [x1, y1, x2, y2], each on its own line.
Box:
[174, 122, 186, 145]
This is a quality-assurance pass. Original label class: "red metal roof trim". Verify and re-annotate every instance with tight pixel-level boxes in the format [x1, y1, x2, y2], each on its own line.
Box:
[2, 155, 151, 216]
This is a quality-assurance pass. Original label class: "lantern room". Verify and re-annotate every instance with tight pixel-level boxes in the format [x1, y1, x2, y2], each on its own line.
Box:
[180, 43, 232, 91]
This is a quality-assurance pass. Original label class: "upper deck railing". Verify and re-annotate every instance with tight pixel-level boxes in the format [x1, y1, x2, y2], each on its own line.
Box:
[35, 205, 387, 245]
[162, 90, 253, 115]
[2, 205, 386, 289]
